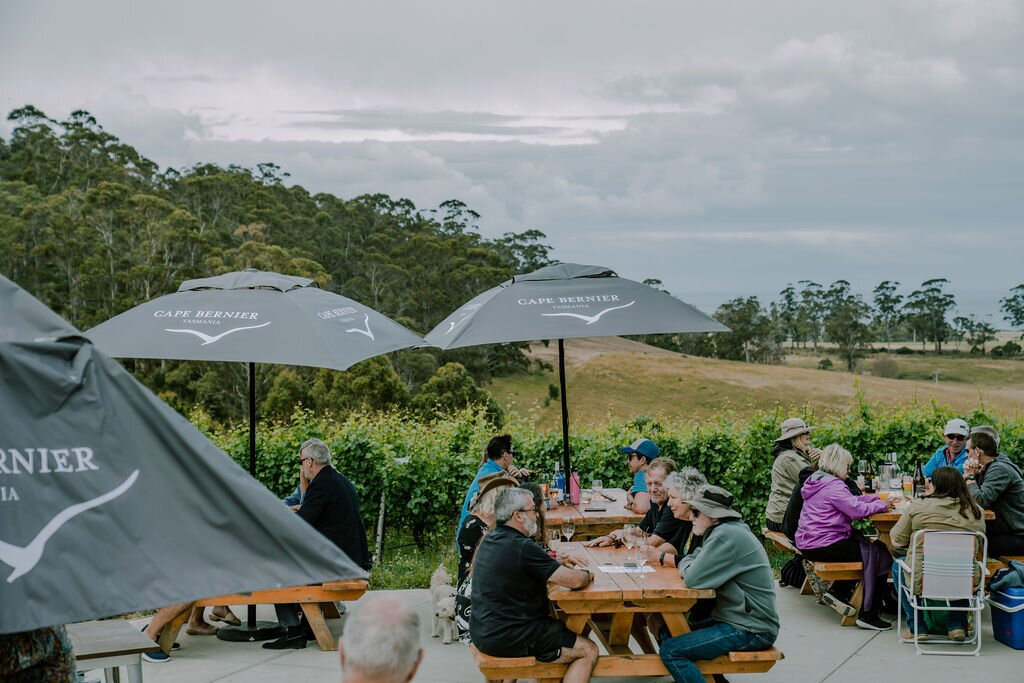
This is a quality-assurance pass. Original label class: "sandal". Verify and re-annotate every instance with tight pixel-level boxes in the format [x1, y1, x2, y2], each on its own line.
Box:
[186, 622, 218, 636]
[209, 609, 242, 626]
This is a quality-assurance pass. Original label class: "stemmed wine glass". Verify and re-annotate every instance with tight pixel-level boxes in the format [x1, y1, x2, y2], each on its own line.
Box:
[561, 520, 575, 543]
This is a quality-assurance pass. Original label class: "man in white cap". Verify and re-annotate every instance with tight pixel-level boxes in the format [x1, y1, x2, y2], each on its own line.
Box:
[922, 418, 970, 477]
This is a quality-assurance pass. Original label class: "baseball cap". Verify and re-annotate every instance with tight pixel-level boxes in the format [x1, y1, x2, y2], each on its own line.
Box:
[944, 418, 969, 437]
[618, 438, 659, 462]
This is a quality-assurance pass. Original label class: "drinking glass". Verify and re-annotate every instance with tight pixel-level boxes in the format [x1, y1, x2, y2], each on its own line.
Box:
[902, 476, 914, 497]
[546, 528, 561, 550]
[592, 479, 603, 493]
[561, 520, 575, 543]
[581, 488, 593, 504]
[622, 524, 637, 550]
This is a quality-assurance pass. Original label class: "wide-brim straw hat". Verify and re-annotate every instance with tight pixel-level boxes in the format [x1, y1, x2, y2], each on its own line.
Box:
[476, 472, 518, 501]
[776, 417, 815, 442]
[684, 484, 742, 520]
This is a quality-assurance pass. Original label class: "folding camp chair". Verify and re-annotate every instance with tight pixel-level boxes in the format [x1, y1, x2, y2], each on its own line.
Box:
[896, 530, 986, 656]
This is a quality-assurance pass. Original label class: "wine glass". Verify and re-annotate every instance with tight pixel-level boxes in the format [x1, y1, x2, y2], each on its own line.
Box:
[622, 524, 637, 551]
[561, 520, 575, 543]
[592, 479, 603, 494]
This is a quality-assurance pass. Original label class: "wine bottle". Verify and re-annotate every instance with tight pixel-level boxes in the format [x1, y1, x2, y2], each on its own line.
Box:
[913, 462, 926, 498]
[863, 461, 875, 494]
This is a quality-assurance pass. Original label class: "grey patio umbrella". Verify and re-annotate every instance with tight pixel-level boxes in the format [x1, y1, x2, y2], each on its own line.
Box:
[85, 268, 422, 635]
[0, 275, 367, 635]
[424, 263, 729, 477]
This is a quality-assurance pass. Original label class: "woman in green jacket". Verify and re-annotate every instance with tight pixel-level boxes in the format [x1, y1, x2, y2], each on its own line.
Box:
[890, 466, 985, 641]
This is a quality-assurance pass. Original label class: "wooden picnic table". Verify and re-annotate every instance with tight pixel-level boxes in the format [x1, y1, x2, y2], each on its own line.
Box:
[68, 619, 160, 683]
[869, 508, 994, 550]
[547, 542, 713, 676]
[544, 488, 644, 540]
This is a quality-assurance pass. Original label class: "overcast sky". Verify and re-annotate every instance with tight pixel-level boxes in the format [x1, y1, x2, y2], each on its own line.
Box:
[2, 0, 1021, 322]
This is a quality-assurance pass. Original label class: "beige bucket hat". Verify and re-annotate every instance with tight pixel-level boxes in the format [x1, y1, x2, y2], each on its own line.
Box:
[776, 417, 815, 442]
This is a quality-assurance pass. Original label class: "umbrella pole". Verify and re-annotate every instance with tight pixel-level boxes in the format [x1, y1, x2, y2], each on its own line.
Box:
[558, 339, 571, 479]
[248, 362, 257, 628]
[217, 362, 284, 643]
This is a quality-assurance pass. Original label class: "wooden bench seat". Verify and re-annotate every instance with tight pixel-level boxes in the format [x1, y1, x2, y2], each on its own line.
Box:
[763, 529, 799, 555]
[470, 643, 784, 682]
[160, 579, 368, 652]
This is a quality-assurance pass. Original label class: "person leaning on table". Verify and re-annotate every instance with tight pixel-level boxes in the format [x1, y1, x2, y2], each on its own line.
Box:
[470, 487, 598, 683]
[964, 429, 1024, 557]
[795, 443, 894, 631]
[889, 466, 985, 641]
[586, 457, 682, 549]
[655, 485, 779, 683]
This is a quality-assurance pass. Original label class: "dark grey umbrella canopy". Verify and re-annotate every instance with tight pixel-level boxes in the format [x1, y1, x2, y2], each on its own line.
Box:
[424, 263, 728, 479]
[0, 275, 367, 634]
[425, 262, 728, 349]
[85, 269, 424, 370]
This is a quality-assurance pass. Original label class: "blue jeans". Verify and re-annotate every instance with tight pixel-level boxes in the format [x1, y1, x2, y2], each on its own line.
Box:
[658, 620, 777, 683]
[891, 564, 967, 633]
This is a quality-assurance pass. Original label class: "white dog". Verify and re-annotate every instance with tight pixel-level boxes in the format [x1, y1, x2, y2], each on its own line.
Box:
[430, 564, 457, 644]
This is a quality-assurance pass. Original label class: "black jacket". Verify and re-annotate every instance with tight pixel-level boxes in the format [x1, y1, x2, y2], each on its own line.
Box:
[299, 465, 371, 570]
[782, 467, 861, 542]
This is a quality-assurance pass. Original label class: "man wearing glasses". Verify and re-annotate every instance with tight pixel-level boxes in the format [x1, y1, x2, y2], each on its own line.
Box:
[457, 434, 532, 534]
[922, 418, 970, 478]
[471, 488, 598, 683]
[263, 438, 371, 650]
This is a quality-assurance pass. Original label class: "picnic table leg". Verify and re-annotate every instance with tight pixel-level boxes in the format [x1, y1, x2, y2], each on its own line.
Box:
[299, 603, 336, 651]
[160, 609, 191, 654]
[661, 612, 690, 637]
[799, 576, 814, 595]
[564, 613, 589, 635]
[841, 582, 864, 627]
[126, 661, 143, 683]
[631, 615, 657, 654]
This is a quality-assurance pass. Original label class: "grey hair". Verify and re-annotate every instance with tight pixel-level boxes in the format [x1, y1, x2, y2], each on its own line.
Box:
[300, 438, 331, 465]
[495, 488, 532, 525]
[971, 425, 1000, 447]
[818, 443, 852, 479]
[341, 593, 421, 682]
[664, 467, 707, 501]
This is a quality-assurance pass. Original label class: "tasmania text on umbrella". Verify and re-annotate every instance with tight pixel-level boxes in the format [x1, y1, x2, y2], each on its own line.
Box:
[424, 263, 729, 477]
[0, 275, 367, 634]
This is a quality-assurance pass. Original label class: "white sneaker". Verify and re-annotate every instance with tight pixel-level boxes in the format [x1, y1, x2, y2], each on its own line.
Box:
[823, 591, 857, 617]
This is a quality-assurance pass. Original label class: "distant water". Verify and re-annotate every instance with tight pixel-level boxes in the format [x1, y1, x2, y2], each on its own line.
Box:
[677, 287, 1017, 329]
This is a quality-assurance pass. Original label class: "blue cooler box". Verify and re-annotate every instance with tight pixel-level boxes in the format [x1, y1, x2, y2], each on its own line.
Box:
[990, 587, 1024, 650]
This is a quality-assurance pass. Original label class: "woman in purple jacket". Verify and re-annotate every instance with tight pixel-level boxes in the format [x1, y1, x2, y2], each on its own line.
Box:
[796, 444, 894, 631]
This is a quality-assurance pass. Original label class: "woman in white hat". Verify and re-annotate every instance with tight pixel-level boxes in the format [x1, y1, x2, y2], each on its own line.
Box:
[764, 418, 821, 532]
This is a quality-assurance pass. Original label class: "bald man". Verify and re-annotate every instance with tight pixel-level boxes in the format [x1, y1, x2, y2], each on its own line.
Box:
[339, 593, 423, 683]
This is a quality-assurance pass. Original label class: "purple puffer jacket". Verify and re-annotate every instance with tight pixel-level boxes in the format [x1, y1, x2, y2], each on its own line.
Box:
[795, 471, 888, 551]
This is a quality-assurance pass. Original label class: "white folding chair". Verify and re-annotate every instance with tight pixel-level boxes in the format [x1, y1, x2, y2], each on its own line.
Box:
[896, 529, 986, 655]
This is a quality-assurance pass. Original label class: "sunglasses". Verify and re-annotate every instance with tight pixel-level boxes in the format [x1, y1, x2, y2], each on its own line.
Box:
[946, 434, 966, 441]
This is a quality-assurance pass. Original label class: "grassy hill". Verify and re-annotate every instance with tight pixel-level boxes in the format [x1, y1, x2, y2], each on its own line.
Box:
[487, 337, 1024, 431]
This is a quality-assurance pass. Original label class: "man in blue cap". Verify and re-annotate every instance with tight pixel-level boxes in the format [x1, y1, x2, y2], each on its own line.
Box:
[619, 438, 659, 515]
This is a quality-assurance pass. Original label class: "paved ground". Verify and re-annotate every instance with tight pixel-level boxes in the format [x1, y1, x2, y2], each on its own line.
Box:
[84, 585, 1019, 682]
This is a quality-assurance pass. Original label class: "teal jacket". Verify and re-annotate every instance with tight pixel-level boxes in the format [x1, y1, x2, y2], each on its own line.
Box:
[677, 520, 780, 636]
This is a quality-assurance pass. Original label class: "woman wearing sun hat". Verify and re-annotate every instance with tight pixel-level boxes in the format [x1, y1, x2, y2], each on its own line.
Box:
[764, 417, 822, 532]
[657, 484, 779, 683]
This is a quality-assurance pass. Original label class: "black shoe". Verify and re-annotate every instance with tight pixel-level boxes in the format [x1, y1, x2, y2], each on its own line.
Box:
[855, 614, 893, 631]
[262, 632, 307, 650]
[141, 625, 179, 651]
